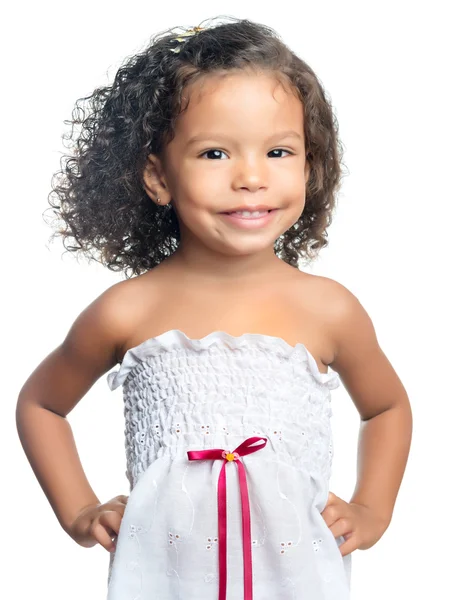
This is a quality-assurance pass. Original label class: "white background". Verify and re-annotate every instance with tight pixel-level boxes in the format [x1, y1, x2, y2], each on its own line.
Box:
[2, 1, 450, 598]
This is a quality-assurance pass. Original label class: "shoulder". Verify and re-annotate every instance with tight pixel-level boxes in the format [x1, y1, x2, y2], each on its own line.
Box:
[303, 274, 376, 353]
[308, 275, 409, 418]
[292, 270, 377, 359]
[79, 271, 158, 363]
[290, 270, 357, 321]
[17, 274, 155, 415]
[308, 274, 364, 322]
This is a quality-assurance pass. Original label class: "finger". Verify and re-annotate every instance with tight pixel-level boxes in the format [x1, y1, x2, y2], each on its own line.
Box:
[329, 517, 352, 539]
[107, 495, 128, 508]
[90, 519, 117, 553]
[336, 533, 357, 557]
[320, 492, 335, 515]
[98, 510, 124, 538]
[114, 495, 129, 506]
[103, 497, 128, 517]
[321, 505, 340, 527]
[111, 500, 128, 517]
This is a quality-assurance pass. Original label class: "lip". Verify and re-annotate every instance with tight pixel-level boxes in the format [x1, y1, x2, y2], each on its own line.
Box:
[220, 205, 275, 213]
[219, 209, 279, 229]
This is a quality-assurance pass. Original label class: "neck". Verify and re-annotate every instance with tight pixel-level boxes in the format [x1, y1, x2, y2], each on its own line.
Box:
[161, 244, 289, 285]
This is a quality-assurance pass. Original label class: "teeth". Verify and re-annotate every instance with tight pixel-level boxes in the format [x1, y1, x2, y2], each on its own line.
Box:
[229, 210, 269, 217]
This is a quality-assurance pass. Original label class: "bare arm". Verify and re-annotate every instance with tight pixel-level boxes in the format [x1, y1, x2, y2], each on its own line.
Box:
[15, 282, 131, 536]
[328, 281, 413, 526]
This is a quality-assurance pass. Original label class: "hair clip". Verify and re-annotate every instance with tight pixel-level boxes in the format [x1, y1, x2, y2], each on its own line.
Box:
[170, 26, 204, 54]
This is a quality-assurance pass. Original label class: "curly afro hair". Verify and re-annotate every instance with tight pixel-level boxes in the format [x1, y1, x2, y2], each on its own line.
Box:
[45, 15, 347, 279]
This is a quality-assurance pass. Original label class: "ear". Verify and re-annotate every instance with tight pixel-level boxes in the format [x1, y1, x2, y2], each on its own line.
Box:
[304, 158, 311, 184]
[142, 154, 171, 205]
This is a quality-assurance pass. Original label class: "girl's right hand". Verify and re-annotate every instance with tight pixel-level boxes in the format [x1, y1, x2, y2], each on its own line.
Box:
[67, 495, 129, 552]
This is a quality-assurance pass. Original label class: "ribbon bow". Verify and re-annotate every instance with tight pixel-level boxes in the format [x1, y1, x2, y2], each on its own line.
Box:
[187, 436, 267, 600]
[170, 26, 204, 53]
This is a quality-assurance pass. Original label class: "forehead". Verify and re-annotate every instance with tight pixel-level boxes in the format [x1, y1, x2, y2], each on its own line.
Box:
[174, 70, 304, 138]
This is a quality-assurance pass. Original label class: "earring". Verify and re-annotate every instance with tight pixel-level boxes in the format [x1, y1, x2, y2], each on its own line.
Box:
[157, 197, 161, 204]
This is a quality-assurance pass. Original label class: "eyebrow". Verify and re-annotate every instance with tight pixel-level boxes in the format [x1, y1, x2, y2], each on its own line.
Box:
[185, 130, 303, 147]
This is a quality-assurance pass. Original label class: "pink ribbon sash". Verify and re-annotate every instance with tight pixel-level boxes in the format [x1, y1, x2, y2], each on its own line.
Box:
[187, 436, 267, 600]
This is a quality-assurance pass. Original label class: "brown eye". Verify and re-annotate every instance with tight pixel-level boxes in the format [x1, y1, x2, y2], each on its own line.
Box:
[199, 149, 227, 159]
[268, 149, 293, 158]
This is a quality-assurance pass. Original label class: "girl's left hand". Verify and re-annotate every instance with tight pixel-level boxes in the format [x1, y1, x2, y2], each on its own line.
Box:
[320, 491, 390, 556]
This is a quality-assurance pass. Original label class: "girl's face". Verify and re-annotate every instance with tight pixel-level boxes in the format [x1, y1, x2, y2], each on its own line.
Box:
[144, 70, 310, 265]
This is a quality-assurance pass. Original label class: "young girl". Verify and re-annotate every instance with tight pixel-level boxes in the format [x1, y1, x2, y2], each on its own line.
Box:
[16, 16, 412, 600]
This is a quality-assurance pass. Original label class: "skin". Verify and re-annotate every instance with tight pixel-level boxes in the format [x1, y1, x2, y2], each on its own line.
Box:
[135, 69, 334, 374]
[142, 69, 311, 283]
[16, 68, 412, 560]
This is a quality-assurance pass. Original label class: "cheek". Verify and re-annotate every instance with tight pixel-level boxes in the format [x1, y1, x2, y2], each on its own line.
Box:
[183, 169, 225, 206]
[294, 174, 308, 198]
[278, 178, 306, 203]
[192, 164, 226, 185]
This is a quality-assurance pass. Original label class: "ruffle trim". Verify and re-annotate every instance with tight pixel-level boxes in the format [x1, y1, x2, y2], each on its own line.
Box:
[106, 329, 341, 391]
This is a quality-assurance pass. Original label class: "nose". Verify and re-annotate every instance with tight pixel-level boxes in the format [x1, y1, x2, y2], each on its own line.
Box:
[233, 156, 268, 192]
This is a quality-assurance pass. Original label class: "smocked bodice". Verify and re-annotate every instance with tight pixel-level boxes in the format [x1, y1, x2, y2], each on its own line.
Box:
[106, 329, 341, 490]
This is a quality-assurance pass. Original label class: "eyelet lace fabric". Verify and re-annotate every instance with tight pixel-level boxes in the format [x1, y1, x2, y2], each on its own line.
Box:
[105, 330, 352, 599]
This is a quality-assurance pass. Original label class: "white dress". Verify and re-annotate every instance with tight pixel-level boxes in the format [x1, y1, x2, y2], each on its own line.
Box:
[105, 329, 352, 599]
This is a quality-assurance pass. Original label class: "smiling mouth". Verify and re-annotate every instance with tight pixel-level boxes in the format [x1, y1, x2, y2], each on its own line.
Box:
[218, 209, 279, 228]
[220, 209, 276, 215]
